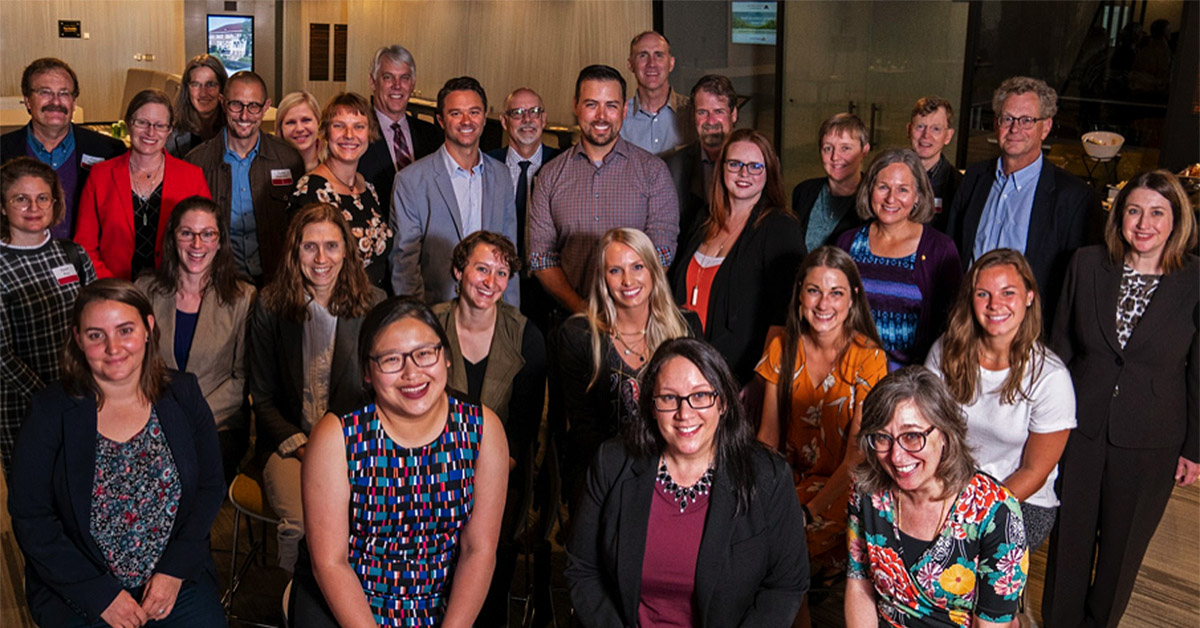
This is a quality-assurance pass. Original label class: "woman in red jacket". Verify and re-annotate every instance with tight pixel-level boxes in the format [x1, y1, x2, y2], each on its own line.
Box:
[75, 89, 210, 280]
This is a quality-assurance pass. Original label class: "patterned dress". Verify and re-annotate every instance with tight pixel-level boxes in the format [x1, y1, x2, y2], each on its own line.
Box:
[342, 397, 483, 626]
[756, 334, 886, 566]
[847, 473, 1027, 627]
[291, 173, 394, 289]
[845, 227, 922, 370]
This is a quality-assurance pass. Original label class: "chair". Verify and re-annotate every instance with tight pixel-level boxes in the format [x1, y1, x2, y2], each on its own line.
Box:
[223, 470, 281, 627]
[510, 440, 562, 628]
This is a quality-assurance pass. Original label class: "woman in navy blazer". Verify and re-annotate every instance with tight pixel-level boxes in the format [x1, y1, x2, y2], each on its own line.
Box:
[8, 279, 225, 627]
[566, 338, 808, 627]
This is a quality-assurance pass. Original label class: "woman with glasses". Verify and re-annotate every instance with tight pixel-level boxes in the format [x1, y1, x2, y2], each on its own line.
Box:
[925, 249, 1074, 555]
[275, 91, 323, 173]
[669, 128, 805, 385]
[755, 246, 885, 626]
[247, 202, 384, 572]
[166, 54, 226, 158]
[846, 367, 1026, 628]
[75, 89, 211, 280]
[0, 157, 96, 477]
[135, 196, 256, 485]
[836, 148, 962, 370]
[289, 92, 393, 290]
[567, 338, 808, 627]
[297, 296, 508, 627]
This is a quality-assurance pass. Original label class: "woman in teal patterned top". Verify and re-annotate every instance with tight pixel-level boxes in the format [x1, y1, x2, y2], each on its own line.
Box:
[298, 296, 509, 627]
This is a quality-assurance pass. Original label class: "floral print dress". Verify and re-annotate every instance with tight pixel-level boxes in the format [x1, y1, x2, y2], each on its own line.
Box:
[847, 472, 1027, 627]
[292, 174, 394, 289]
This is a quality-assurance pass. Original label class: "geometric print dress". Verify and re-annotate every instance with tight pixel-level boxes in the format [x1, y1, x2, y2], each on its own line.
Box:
[341, 397, 482, 626]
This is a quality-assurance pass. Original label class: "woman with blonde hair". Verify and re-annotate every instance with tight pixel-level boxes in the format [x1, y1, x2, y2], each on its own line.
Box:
[275, 91, 322, 172]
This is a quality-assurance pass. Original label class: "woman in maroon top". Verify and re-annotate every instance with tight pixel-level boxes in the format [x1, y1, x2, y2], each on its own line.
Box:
[566, 338, 809, 627]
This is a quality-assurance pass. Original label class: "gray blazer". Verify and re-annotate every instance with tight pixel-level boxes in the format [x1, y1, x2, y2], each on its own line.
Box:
[389, 148, 519, 305]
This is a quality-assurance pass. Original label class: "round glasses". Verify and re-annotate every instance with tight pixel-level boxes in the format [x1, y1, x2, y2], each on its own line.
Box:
[370, 344, 443, 374]
[865, 425, 936, 453]
[226, 100, 265, 114]
[653, 390, 719, 412]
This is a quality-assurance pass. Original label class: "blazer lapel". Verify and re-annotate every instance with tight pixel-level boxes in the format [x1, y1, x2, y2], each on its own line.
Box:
[63, 397, 100, 552]
[155, 387, 196, 501]
[113, 153, 135, 235]
[962, 161, 995, 258]
[482, 160, 505, 233]
[1121, 260, 1189, 352]
[693, 470, 737, 627]
[1092, 256, 1123, 355]
[156, 293, 179, 370]
[432, 166, 464, 240]
[617, 457, 655, 622]
[1024, 159, 1058, 260]
[329, 316, 361, 409]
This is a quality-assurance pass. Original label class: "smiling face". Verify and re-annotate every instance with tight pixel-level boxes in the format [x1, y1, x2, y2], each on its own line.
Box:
[821, 130, 869, 186]
[25, 68, 76, 134]
[438, 89, 485, 151]
[907, 108, 954, 165]
[370, 57, 414, 121]
[628, 33, 675, 93]
[187, 66, 222, 116]
[279, 102, 318, 154]
[325, 107, 370, 164]
[366, 316, 449, 419]
[575, 79, 624, 150]
[800, 266, 852, 337]
[693, 89, 737, 151]
[224, 78, 269, 141]
[501, 89, 546, 151]
[724, 140, 766, 205]
[1121, 186, 1175, 265]
[870, 162, 919, 226]
[298, 221, 345, 297]
[454, 243, 510, 311]
[875, 399, 944, 496]
[128, 102, 171, 157]
[654, 356, 721, 463]
[972, 264, 1032, 346]
[996, 92, 1052, 167]
[175, 209, 220, 279]
[75, 299, 153, 388]
[603, 241, 651, 311]
[4, 175, 55, 240]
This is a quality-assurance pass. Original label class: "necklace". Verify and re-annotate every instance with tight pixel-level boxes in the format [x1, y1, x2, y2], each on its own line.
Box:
[129, 156, 164, 199]
[613, 328, 647, 363]
[656, 457, 715, 512]
[690, 213, 747, 306]
[325, 164, 357, 193]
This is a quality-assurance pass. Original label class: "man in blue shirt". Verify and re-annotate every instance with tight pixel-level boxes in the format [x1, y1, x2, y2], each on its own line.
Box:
[620, 31, 693, 156]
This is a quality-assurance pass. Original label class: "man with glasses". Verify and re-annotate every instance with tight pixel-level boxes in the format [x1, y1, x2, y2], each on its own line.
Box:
[665, 74, 739, 241]
[186, 70, 304, 285]
[1, 58, 123, 238]
[945, 76, 1099, 322]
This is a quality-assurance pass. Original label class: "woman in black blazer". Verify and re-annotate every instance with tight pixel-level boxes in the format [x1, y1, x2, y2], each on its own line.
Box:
[670, 128, 805, 385]
[567, 338, 808, 627]
[1043, 170, 1199, 628]
[9, 279, 225, 627]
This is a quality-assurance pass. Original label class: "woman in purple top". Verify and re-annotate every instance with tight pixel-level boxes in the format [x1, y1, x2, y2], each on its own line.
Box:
[567, 338, 808, 627]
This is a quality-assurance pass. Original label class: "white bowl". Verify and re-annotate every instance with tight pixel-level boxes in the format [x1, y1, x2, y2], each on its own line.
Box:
[1082, 131, 1124, 160]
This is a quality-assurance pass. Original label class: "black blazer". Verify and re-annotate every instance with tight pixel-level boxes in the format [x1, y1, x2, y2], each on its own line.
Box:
[8, 374, 224, 625]
[566, 440, 808, 628]
[485, 143, 563, 166]
[664, 142, 708, 243]
[791, 177, 866, 249]
[358, 111, 442, 207]
[945, 157, 1101, 322]
[669, 203, 806, 383]
[1050, 246, 1199, 459]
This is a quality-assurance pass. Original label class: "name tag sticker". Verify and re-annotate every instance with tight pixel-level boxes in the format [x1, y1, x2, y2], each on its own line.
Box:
[81, 154, 105, 167]
[51, 264, 79, 286]
[270, 169, 293, 186]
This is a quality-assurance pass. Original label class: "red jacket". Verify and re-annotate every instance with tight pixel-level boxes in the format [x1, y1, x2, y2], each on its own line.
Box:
[74, 151, 211, 279]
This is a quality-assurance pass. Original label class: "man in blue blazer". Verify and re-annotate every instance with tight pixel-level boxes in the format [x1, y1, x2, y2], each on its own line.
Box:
[391, 77, 519, 305]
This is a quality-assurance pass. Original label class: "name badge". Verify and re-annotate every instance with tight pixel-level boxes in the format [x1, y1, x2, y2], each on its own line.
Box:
[81, 154, 105, 167]
[51, 264, 79, 286]
[271, 169, 293, 186]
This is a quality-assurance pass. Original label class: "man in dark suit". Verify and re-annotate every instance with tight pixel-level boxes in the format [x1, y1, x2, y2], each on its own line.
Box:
[664, 74, 738, 242]
[1, 58, 123, 239]
[945, 76, 1101, 323]
[357, 45, 442, 206]
[907, 95, 962, 232]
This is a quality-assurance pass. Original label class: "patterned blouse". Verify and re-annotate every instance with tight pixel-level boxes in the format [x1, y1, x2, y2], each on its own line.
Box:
[845, 227, 922, 370]
[847, 472, 1027, 627]
[1116, 264, 1161, 349]
[90, 408, 181, 589]
[291, 174, 394, 289]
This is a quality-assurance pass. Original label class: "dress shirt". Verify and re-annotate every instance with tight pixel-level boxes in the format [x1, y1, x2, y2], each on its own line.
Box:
[620, 89, 691, 156]
[26, 125, 75, 169]
[973, 154, 1043, 262]
[222, 130, 263, 277]
[375, 109, 412, 167]
[527, 137, 679, 294]
[503, 145, 545, 199]
[441, 145, 484, 236]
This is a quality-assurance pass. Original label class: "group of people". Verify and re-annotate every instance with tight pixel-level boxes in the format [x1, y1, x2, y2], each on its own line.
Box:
[1, 27, 1196, 628]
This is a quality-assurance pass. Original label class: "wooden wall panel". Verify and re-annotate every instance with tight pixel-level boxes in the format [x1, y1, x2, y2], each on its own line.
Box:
[280, 0, 348, 110]
[0, 0, 186, 122]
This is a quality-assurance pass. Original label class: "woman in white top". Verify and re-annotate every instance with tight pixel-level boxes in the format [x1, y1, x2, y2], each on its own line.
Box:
[924, 248, 1075, 550]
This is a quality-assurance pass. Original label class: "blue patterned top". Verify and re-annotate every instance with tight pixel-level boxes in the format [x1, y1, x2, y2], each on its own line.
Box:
[342, 397, 483, 626]
[846, 227, 922, 369]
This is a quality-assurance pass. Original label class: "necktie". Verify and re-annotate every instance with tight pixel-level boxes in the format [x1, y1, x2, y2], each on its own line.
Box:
[515, 160, 532, 251]
[391, 122, 412, 171]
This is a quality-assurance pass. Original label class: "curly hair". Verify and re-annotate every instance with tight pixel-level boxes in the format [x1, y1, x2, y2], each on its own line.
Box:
[1, 157, 66, 241]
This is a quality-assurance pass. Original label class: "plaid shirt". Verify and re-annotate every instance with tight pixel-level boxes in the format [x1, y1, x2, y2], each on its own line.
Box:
[527, 137, 679, 294]
[0, 237, 96, 474]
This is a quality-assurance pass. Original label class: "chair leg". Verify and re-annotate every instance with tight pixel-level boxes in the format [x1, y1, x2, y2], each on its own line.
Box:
[224, 507, 243, 614]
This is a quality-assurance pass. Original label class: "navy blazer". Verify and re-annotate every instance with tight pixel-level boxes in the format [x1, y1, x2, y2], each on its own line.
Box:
[566, 440, 808, 628]
[7, 374, 223, 625]
[358, 110, 442, 208]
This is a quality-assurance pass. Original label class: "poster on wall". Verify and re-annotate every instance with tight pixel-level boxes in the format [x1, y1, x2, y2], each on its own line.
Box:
[731, 2, 777, 45]
[207, 15, 254, 74]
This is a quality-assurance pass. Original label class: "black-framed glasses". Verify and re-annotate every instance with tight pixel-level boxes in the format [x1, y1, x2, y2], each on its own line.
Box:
[724, 159, 765, 175]
[131, 118, 172, 133]
[653, 391, 719, 412]
[504, 106, 545, 120]
[226, 100, 265, 114]
[996, 115, 1046, 131]
[370, 344, 443, 374]
[176, 228, 219, 243]
[865, 426, 936, 453]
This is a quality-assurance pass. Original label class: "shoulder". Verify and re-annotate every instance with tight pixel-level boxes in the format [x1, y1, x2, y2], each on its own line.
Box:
[793, 177, 826, 197]
[165, 151, 205, 176]
[835, 224, 863, 250]
[592, 438, 637, 478]
[164, 372, 206, 414]
[963, 471, 1018, 514]
[367, 286, 387, 306]
[1071, 244, 1108, 268]
[917, 225, 959, 255]
[133, 273, 161, 294]
[1048, 163, 1092, 197]
[431, 300, 453, 317]
[0, 128, 25, 152]
[30, 381, 77, 413]
[748, 444, 792, 485]
[184, 136, 222, 164]
[486, 147, 506, 162]
[961, 159, 995, 181]
[88, 152, 125, 175]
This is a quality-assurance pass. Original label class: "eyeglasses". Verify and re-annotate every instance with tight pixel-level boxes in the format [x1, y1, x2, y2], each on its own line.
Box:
[865, 425, 937, 453]
[31, 88, 75, 101]
[504, 106, 545, 120]
[176, 228, 219, 243]
[724, 159, 766, 175]
[188, 80, 221, 91]
[6, 193, 54, 211]
[131, 118, 172, 133]
[226, 100, 265, 114]
[370, 344, 443, 374]
[996, 115, 1046, 131]
[653, 390, 719, 412]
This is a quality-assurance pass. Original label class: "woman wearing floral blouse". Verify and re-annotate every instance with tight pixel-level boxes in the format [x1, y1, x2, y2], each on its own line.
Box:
[846, 367, 1027, 628]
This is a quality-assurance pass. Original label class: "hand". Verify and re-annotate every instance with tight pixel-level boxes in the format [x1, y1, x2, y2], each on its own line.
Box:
[295, 445, 307, 461]
[139, 572, 183, 621]
[101, 590, 148, 628]
[1175, 456, 1200, 486]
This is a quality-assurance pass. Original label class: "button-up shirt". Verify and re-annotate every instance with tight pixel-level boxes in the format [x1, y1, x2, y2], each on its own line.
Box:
[503, 145, 545, 201]
[621, 89, 692, 156]
[26, 124, 76, 169]
[973, 154, 1043, 263]
[222, 130, 263, 277]
[376, 109, 413, 166]
[527, 137, 679, 294]
[441, 145, 484, 236]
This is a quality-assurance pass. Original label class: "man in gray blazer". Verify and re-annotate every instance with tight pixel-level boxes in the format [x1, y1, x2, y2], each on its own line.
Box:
[390, 77, 519, 305]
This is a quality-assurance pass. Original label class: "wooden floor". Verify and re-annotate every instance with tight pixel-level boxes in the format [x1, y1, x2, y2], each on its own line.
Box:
[3, 473, 1197, 627]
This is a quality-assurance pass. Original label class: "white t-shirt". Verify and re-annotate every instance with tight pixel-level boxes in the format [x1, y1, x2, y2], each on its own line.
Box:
[926, 337, 1076, 508]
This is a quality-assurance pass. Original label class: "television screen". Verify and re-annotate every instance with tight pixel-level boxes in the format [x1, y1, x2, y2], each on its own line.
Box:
[207, 15, 254, 74]
[731, 2, 777, 46]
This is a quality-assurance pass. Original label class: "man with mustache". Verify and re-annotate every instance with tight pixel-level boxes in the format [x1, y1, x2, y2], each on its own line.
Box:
[621, 31, 693, 156]
[527, 64, 679, 317]
[665, 74, 739, 242]
[1, 58, 123, 238]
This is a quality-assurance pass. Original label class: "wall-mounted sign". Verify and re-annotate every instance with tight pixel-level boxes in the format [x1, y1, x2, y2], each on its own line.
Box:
[58, 20, 82, 38]
[207, 15, 254, 74]
[731, 3, 777, 46]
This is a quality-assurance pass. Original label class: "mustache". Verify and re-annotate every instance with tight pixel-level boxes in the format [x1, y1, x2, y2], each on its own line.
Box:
[41, 105, 69, 115]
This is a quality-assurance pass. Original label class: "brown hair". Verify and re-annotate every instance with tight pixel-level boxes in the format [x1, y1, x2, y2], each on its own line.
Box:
[1, 157, 66, 241]
[146, 196, 247, 306]
[817, 112, 869, 149]
[910, 95, 955, 128]
[992, 76, 1058, 119]
[449, 231, 521, 281]
[704, 128, 790, 240]
[855, 148, 935, 224]
[124, 89, 175, 129]
[21, 58, 79, 98]
[1105, 169, 1197, 274]
[174, 54, 227, 134]
[319, 91, 380, 145]
[689, 74, 737, 111]
[61, 279, 168, 408]
[939, 249, 1045, 405]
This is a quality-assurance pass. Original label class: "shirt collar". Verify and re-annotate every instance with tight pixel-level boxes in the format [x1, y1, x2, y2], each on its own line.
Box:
[995, 153, 1043, 190]
[26, 124, 76, 166]
[440, 144, 484, 178]
[630, 88, 680, 116]
[506, 145, 542, 169]
[0, 230, 51, 250]
[222, 129, 261, 161]
[376, 109, 408, 133]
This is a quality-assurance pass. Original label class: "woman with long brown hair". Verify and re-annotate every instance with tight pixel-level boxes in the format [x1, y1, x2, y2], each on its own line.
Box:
[166, 54, 227, 157]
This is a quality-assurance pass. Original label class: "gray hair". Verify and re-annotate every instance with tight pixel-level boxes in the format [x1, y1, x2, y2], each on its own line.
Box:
[992, 76, 1057, 119]
[856, 148, 936, 224]
[370, 45, 416, 80]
